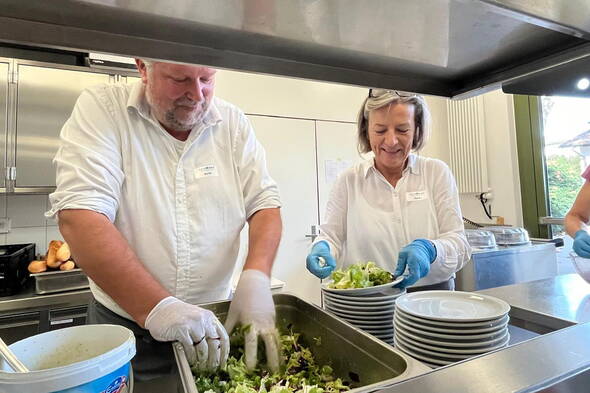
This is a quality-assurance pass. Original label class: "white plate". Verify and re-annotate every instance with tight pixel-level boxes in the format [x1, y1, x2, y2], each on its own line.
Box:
[394, 333, 475, 360]
[324, 299, 396, 312]
[395, 330, 511, 355]
[326, 311, 394, 324]
[322, 288, 405, 302]
[371, 332, 394, 339]
[396, 343, 459, 366]
[321, 276, 404, 295]
[394, 340, 453, 366]
[369, 334, 395, 341]
[395, 321, 510, 348]
[347, 317, 394, 326]
[325, 304, 395, 317]
[394, 314, 507, 341]
[324, 297, 396, 309]
[395, 291, 510, 322]
[363, 326, 395, 334]
[395, 308, 509, 328]
[352, 323, 394, 330]
[322, 295, 398, 307]
[395, 311, 508, 334]
[326, 308, 393, 323]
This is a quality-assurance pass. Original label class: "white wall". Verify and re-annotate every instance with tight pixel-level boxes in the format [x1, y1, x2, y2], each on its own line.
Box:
[421, 95, 451, 163]
[458, 91, 523, 227]
[0, 194, 62, 257]
[215, 69, 367, 122]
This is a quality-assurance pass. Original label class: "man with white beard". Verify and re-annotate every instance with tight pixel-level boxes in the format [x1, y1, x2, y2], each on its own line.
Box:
[46, 60, 282, 385]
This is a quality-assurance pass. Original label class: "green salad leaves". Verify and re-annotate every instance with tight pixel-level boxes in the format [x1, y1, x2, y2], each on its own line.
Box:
[193, 325, 350, 393]
[328, 262, 393, 289]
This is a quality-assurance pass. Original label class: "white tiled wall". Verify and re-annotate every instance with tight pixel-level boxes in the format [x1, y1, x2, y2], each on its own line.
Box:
[0, 194, 60, 257]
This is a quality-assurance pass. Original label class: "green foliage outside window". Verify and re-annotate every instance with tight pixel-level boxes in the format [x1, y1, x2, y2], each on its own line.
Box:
[546, 155, 584, 218]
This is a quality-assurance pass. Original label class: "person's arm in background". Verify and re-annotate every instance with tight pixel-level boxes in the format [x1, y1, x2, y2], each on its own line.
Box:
[306, 173, 349, 278]
[49, 88, 228, 369]
[565, 181, 590, 257]
[224, 113, 283, 372]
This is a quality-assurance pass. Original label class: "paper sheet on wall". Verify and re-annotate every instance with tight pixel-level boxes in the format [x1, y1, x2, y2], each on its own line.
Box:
[325, 159, 353, 184]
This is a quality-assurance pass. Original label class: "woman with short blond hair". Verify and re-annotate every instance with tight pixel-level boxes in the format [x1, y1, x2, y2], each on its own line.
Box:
[306, 89, 471, 291]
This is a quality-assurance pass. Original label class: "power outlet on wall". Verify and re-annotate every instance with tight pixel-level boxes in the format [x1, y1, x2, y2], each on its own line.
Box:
[0, 218, 12, 234]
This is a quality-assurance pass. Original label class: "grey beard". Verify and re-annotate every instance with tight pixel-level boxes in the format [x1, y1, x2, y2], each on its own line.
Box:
[146, 87, 210, 132]
[164, 101, 209, 131]
[165, 110, 195, 132]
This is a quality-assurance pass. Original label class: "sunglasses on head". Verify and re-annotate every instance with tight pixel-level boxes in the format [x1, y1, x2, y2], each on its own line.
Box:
[368, 88, 416, 98]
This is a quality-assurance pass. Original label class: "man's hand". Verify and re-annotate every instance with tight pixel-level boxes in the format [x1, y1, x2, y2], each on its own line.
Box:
[225, 269, 281, 372]
[145, 296, 229, 370]
[394, 239, 437, 288]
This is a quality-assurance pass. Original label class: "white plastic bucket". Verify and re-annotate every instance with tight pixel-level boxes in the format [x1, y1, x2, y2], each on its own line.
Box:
[0, 324, 136, 393]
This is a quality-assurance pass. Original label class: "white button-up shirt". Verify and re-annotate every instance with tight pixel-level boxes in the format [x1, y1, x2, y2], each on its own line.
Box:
[46, 82, 281, 319]
[316, 154, 471, 287]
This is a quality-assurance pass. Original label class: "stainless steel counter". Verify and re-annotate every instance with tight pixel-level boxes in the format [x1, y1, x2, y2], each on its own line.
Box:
[478, 274, 590, 323]
[478, 273, 588, 333]
[377, 274, 590, 393]
[0, 279, 92, 315]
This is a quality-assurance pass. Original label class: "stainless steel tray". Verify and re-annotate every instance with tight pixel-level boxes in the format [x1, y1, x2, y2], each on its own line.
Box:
[30, 268, 89, 295]
[174, 293, 431, 393]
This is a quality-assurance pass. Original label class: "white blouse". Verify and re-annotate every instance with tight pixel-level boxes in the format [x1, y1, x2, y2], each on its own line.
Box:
[315, 154, 471, 287]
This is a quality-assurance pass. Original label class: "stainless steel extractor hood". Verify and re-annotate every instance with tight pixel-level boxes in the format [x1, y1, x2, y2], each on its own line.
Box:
[0, 0, 589, 98]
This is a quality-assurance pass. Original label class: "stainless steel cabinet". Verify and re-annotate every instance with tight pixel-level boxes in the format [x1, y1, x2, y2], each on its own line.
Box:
[0, 311, 40, 345]
[0, 305, 88, 345]
[15, 65, 110, 191]
[46, 305, 87, 331]
[0, 62, 8, 191]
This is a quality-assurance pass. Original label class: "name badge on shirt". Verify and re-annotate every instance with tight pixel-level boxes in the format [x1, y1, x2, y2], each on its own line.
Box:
[406, 191, 427, 202]
[195, 165, 219, 178]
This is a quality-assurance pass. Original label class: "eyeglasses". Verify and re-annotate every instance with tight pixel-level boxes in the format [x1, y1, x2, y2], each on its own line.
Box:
[368, 88, 416, 98]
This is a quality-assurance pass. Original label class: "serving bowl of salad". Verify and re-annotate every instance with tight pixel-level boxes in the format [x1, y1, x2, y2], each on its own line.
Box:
[321, 262, 403, 295]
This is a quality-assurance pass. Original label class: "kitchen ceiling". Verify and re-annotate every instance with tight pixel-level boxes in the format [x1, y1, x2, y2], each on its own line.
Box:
[0, 0, 589, 98]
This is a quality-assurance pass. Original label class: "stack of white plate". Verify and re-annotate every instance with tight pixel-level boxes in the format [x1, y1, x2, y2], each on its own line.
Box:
[321, 277, 404, 345]
[393, 291, 511, 368]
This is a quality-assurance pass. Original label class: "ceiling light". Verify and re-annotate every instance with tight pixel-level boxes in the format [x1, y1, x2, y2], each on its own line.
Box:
[577, 78, 590, 90]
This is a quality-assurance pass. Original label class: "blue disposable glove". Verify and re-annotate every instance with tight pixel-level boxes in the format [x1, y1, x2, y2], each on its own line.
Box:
[306, 241, 337, 279]
[394, 239, 437, 289]
[574, 230, 590, 258]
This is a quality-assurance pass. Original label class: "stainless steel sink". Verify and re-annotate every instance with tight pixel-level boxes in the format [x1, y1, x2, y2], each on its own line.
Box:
[174, 293, 431, 393]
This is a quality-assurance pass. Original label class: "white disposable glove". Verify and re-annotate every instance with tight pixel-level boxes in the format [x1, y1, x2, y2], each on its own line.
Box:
[225, 269, 281, 372]
[145, 296, 229, 370]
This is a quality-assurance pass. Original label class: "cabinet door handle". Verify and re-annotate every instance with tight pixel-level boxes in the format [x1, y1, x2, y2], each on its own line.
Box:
[305, 225, 318, 242]
[50, 318, 74, 326]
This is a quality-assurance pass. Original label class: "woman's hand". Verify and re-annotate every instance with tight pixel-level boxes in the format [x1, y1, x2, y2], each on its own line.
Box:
[306, 241, 336, 279]
[394, 239, 437, 288]
[574, 230, 590, 258]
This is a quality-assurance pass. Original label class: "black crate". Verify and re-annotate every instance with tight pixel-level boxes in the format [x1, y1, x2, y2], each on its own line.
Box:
[0, 243, 35, 296]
